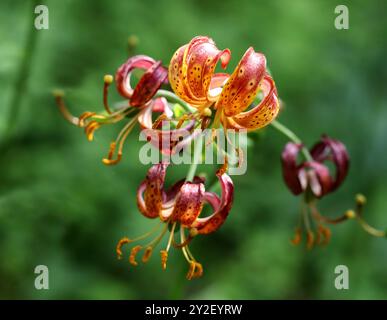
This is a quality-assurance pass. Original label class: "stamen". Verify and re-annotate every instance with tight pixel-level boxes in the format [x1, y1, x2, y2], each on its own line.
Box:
[192, 262, 203, 279]
[217, 156, 228, 176]
[320, 225, 331, 245]
[103, 74, 114, 114]
[224, 127, 244, 172]
[78, 111, 97, 127]
[310, 202, 348, 225]
[144, 222, 170, 249]
[186, 262, 196, 280]
[84, 121, 101, 141]
[206, 128, 217, 147]
[160, 250, 168, 270]
[142, 246, 153, 263]
[115, 222, 163, 260]
[166, 222, 177, 252]
[102, 113, 140, 165]
[152, 114, 169, 129]
[116, 237, 130, 259]
[302, 202, 314, 249]
[53, 90, 80, 126]
[129, 245, 142, 266]
[306, 230, 314, 250]
[290, 227, 302, 246]
[176, 114, 194, 129]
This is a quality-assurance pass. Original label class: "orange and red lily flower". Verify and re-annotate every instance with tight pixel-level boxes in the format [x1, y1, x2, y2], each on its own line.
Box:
[116, 162, 234, 280]
[55, 55, 194, 163]
[168, 36, 280, 132]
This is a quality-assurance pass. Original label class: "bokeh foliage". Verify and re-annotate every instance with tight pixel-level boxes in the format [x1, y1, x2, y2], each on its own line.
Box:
[0, 0, 386, 299]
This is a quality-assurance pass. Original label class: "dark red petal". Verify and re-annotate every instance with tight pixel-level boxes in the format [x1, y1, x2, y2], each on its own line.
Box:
[130, 61, 168, 107]
[136, 162, 168, 219]
[302, 161, 333, 198]
[281, 142, 304, 195]
[193, 173, 234, 234]
[310, 135, 349, 191]
[115, 55, 155, 99]
[115, 55, 167, 106]
[170, 181, 205, 227]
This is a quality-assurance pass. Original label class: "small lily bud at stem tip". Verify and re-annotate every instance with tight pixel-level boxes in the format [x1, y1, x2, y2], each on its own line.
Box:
[104, 74, 114, 84]
[345, 210, 356, 219]
[356, 194, 367, 206]
[128, 35, 139, 50]
[52, 89, 64, 97]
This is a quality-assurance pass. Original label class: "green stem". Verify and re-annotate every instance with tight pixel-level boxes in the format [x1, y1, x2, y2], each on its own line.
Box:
[5, 0, 39, 138]
[154, 89, 195, 113]
[185, 132, 203, 182]
[270, 120, 313, 161]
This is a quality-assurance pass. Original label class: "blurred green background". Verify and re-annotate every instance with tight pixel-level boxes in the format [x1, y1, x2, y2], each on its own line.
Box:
[0, 0, 386, 299]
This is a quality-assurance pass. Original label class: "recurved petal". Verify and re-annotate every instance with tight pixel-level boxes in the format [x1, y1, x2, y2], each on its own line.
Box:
[138, 101, 195, 155]
[310, 136, 349, 192]
[302, 161, 333, 198]
[136, 163, 168, 219]
[116, 55, 156, 99]
[281, 142, 304, 195]
[216, 48, 266, 117]
[224, 74, 279, 131]
[130, 61, 168, 107]
[170, 181, 205, 226]
[193, 172, 234, 234]
[169, 36, 231, 107]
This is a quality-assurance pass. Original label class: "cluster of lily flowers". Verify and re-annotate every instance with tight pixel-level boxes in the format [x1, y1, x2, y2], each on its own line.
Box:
[55, 36, 386, 280]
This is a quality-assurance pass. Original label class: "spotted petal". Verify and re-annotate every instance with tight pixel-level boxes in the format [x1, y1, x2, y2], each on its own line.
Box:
[224, 74, 279, 131]
[216, 48, 266, 117]
[170, 182, 205, 226]
[137, 163, 168, 219]
[193, 172, 234, 234]
[169, 36, 231, 107]
[116, 55, 167, 107]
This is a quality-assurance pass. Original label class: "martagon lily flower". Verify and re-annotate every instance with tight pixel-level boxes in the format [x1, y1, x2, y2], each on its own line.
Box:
[282, 135, 386, 248]
[168, 36, 280, 132]
[116, 162, 234, 280]
[54, 55, 194, 163]
[281, 135, 350, 248]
